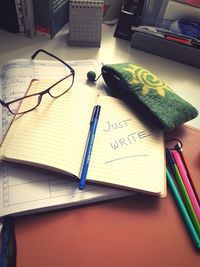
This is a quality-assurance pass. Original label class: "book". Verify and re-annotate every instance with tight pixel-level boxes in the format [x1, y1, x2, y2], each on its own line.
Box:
[21, 0, 35, 38]
[33, 0, 69, 39]
[0, 59, 134, 219]
[14, 0, 25, 35]
[0, 79, 166, 196]
[15, 0, 35, 38]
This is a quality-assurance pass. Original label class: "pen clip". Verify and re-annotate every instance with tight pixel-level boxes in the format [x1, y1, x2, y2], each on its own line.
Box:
[165, 138, 183, 150]
[90, 105, 101, 125]
[90, 106, 96, 125]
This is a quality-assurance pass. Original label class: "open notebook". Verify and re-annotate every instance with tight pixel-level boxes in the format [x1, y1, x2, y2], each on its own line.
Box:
[0, 80, 166, 196]
[0, 59, 136, 220]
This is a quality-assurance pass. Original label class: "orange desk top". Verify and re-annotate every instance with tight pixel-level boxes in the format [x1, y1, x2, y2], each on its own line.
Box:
[15, 194, 199, 267]
[14, 125, 200, 267]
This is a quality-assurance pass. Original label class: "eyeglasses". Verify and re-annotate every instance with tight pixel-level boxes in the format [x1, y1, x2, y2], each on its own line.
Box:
[0, 49, 75, 115]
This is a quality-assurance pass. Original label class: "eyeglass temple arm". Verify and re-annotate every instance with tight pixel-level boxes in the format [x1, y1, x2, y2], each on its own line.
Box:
[0, 99, 6, 107]
[31, 49, 75, 74]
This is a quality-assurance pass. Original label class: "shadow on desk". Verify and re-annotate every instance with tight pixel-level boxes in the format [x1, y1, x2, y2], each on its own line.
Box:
[14, 125, 200, 267]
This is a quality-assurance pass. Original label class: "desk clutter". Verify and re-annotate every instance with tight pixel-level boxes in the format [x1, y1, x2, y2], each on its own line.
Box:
[130, 28, 200, 69]
[114, 0, 200, 69]
[0, 50, 199, 266]
[1, 0, 200, 64]
[0, 0, 104, 43]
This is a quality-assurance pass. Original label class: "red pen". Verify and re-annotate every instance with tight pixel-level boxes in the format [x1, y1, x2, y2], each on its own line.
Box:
[165, 35, 192, 45]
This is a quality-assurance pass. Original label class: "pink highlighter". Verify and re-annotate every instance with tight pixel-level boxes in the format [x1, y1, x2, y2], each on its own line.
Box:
[171, 149, 200, 223]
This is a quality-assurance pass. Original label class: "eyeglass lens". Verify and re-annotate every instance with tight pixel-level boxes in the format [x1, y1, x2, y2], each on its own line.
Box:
[8, 73, 74, 115]
[48, 74, 74, 98]
[8, 94, 40, 115]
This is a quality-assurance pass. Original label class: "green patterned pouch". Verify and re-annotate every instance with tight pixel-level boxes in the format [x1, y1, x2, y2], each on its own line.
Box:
[101, 63, 198, 131]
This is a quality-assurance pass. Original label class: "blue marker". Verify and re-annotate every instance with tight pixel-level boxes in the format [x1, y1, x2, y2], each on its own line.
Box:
[79, 105, 101, 190]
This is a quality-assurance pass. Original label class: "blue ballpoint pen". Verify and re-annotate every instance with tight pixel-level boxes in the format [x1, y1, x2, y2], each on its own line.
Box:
[79, 105, 101, 190]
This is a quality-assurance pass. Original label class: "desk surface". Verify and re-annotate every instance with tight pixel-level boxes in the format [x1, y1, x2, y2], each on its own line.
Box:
[0, 24, 200, 266]
[16, 193, 200, 267]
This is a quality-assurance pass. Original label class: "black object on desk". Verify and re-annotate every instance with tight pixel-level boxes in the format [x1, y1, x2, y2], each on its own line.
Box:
[114, 0, 145, 41]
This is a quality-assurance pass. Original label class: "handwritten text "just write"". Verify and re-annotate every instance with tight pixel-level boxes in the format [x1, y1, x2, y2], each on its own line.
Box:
[103, 119, 151, 150]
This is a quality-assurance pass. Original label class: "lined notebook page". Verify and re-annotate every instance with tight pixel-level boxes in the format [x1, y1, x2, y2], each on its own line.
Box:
[87, 96, 166, 196]
[0, 80, 98, 177]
